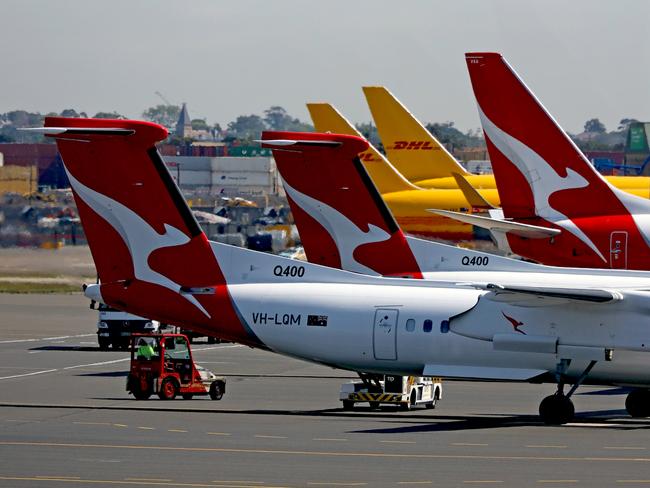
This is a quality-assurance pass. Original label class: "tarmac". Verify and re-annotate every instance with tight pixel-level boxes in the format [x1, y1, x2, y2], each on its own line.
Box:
[1, 293, 650, 487]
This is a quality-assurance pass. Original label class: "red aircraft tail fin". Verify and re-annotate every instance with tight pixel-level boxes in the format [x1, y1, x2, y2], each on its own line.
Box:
[465, 52, 632, 220]
[46, 117, 225, 325]
[262, 131, 423, 278]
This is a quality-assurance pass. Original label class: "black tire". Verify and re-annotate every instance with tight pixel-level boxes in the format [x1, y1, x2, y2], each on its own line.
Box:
[426, 387, 440, 409]
[207, 336, 219, 344]
[128, 375, 151, 400]
[209, 380, 224, 400]
[539, 394, 575, 425]
[369, 401, 380, 410]
[181, 393, 194, 400]
[400, 389, 417, 411]
[158, 378, 178, 400]
[98, 338, 110, 351]
[625, 389, 650, 418]
[133, 388, 151, 400]
[342, 400, 354, 410]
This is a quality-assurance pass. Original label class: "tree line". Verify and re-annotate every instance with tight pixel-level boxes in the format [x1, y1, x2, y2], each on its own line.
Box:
[0, 106, 639, 152]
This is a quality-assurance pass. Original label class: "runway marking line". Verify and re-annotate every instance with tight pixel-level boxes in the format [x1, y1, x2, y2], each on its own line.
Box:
[113, 424, 128, 428]
[397, 482, 433, 485]
[537, 481, 579, 484]
[312, 438, 347, 442]
[211, 482, 265, 485]
[0, 333, 94, 344]
[124, 479, 173, 482]
[452, 443, 489, 447]
[0, 369, 57, 380]
[306, 483, 367, 486]
[604, 447, 646, 450]
[462, 482, 503, 485]
[0, 476, 290, 487]
[168, 429, 188, 433]
[73, 422, 112, 426]
[36, 476, 82, 479]
[207, 432, 231, 436]
[138, 427, 155, 431]
[5, 440, 650, 463]
[526, 445, 567, 449]
[617, 482, 650, 484]
[254, 435, 287, 439]
[379, 440, 416, 444]
[63, 358, 130, 370]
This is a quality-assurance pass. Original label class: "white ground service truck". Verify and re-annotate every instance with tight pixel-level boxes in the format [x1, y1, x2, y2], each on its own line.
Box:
[95, 303, 161, 350]
[340, 374, 442, 410]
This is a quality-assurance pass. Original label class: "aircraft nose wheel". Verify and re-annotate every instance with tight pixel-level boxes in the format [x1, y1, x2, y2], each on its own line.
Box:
[625, 389, 650, 418]
[539, 394, 575, 425]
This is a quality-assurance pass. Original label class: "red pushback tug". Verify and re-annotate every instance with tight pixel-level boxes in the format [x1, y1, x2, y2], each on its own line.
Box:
[127, 333, 226, 401]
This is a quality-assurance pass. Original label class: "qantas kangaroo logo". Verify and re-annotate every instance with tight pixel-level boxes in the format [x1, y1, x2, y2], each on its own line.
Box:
[502, 311, 526, 335]
[478, 105, 607, 263]
[65, 169, 211, 318]
[281, 177, 391, 275]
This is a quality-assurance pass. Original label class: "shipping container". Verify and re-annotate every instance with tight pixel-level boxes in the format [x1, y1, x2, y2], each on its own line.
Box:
[211, 171, 273, 187]
[174, 170, 212, 187]
[210, 156, 273, 173]
[163, 156, 213, 171]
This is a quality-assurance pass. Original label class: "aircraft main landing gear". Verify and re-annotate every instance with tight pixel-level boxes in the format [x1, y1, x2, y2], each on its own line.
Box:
[539, 359, 597, 425]
[625, 389, 650, 418]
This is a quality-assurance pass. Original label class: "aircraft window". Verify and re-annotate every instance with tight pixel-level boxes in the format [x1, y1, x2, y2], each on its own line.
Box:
[406, 319, 415, 332]
[423, 319, 433, 333]
[440, 320, 450, 334]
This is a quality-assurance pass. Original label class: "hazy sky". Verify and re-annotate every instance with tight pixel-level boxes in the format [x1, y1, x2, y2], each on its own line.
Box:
[2, 0, 648, 133]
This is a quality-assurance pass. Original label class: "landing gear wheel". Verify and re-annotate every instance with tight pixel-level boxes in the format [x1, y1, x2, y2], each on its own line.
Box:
[539, 394, 575, 425]
[209, 380, 224, 400]
[158, 378, 178, 400]
[342, 400, 354, 410]
[625, 389, 650, 418]
[181, 393, 194, 400]
[369, 401, 380, 410]
[98, 338, 110, 351]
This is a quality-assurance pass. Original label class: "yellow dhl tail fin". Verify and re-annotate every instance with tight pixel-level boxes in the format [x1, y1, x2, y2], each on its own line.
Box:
[362, 86, 470, 182]
[306, 103, 419, 194]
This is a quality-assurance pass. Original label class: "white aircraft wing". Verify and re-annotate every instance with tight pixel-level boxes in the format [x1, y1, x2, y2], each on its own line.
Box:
[429, 209, 560, 238]
[469, 283, 622, 303]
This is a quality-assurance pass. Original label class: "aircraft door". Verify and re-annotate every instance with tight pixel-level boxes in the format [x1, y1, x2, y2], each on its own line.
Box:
[373, 309, 398, 360]
[610, 231, 628, 269]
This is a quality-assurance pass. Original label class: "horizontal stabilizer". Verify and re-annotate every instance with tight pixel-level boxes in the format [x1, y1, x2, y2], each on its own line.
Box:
[471, 283, 622, 303]
[21, 127, 136, 136]
[452, 172, 495, 209]
[429, 209, 560, 238]
[423, 364, 546, 381]
[259, 139, 342, 148]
